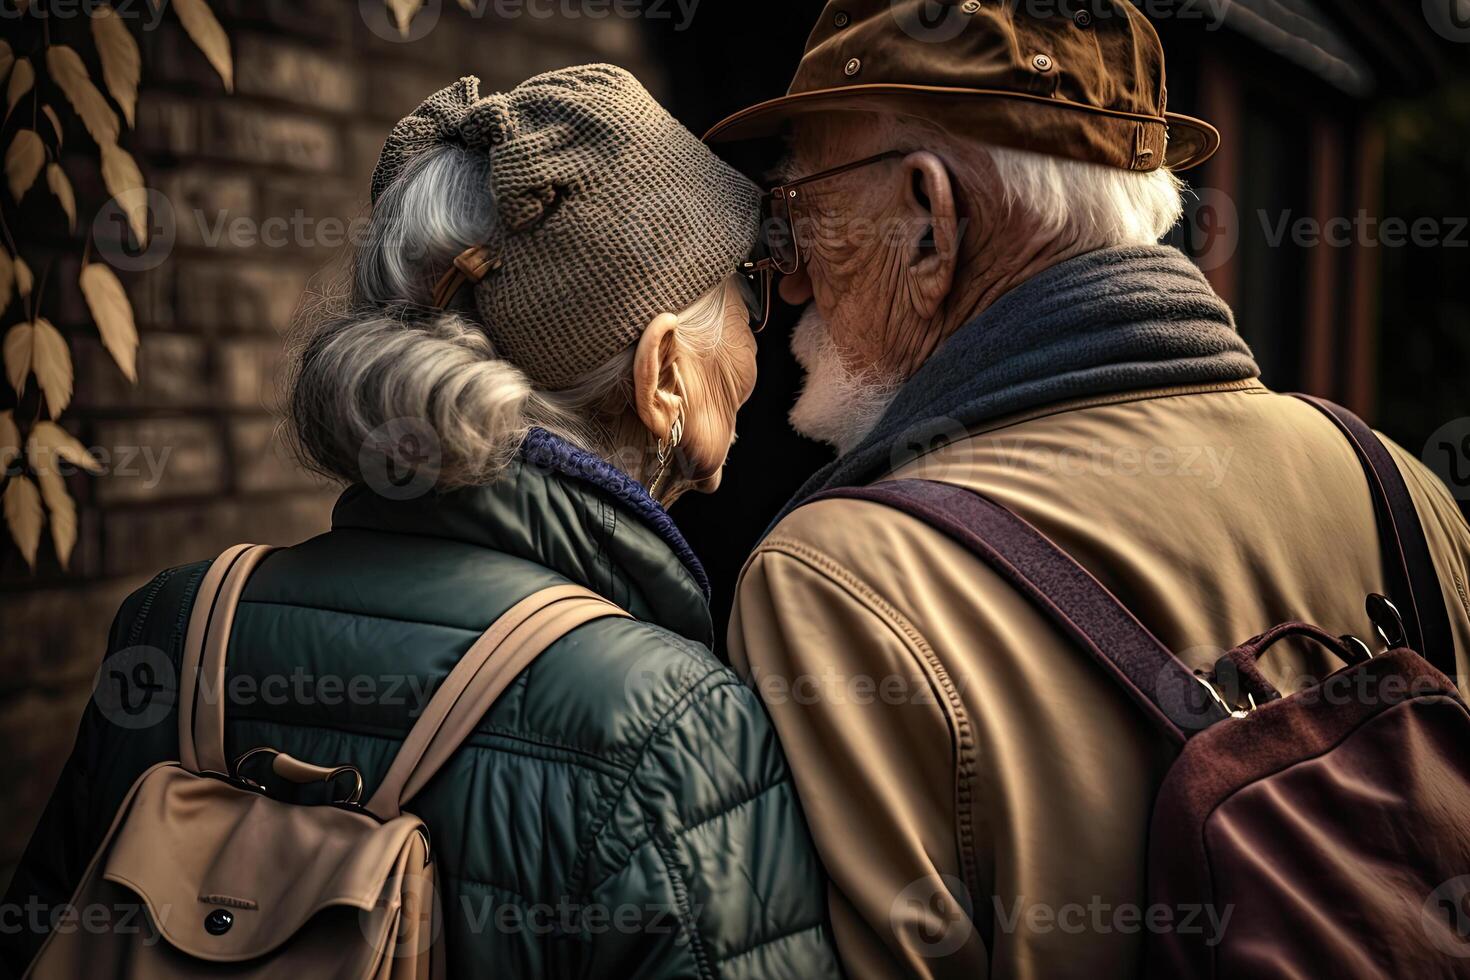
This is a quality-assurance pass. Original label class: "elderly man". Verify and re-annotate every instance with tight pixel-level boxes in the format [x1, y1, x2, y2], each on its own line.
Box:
[708, 3, 1470, 978]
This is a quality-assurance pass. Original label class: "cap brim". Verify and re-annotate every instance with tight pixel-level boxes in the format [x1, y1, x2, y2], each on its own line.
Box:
[704, 85, 1220, 172]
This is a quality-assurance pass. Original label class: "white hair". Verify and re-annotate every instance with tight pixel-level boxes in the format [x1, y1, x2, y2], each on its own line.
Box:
[287, 144, 742, 489]
[984, 143, 1185, 248]
[872, 115, 1185, 249]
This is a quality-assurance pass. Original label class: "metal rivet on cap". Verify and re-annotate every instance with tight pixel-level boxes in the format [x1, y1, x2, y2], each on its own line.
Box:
[845, 58, 862, 77]
[833, 10, 850, 28]
[204, 909, 234, 936]
[1032, 54, 1054, 72]
[961, 0, 982, 12]
[1074, 9, 1093, 27]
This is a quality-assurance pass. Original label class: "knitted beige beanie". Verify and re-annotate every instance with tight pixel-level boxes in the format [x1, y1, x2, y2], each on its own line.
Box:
[371, 66, 761, 389]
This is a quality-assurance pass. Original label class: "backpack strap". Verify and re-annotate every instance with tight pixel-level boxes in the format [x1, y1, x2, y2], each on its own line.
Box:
[180, 544, 278, 774]
[810, 480, 1229, 744]
[363, 585, 628, 820]
[181, 545, 629, 811]
[1292, 395, 1455, 680]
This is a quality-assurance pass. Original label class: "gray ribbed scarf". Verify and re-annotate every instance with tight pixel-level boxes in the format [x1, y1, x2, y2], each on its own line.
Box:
[775, 244, 1260, 524]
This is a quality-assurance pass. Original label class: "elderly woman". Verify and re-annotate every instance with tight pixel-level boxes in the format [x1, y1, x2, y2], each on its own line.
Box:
[3, 68, 837, 978]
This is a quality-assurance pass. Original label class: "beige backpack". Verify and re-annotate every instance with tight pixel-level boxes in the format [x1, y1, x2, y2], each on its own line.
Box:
[23, 544, 626, 979]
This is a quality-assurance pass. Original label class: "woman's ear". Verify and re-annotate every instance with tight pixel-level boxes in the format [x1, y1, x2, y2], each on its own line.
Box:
[633, 312, 685, 441]
[902, 150, 960, 320]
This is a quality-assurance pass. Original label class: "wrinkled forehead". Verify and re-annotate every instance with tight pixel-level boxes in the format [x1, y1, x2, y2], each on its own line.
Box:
[778, 112, 897, 181]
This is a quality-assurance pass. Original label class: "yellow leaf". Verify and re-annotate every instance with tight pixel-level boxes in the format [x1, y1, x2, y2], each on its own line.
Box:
[80, 262, 138, 383]
[31, 318, 72, 418]
[5, 129, 43, 202]
[28, 422, 96, 570]
[14, 256, 31, 298]
[46, 163, 76, 232]
[0, 409, 18, 472]
[5, 57, 32, 119]
[42, 104, 64, 148]
[3, 474, 43, 570]
[100, 142, 148, 248]
[387, 0, 425, 36]
[92, 3, 140, 127]
[3, 322, 30, 394]
[0, 41, 13, 85]
[0, 251, 11, 311]
[46, 45, 120, 147]
[28, 420, 102, 474]
[33, 462, 75, 568]
[172, 0, 233, 92]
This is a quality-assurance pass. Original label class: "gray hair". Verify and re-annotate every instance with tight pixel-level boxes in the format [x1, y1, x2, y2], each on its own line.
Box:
[287, 145, 741, 490]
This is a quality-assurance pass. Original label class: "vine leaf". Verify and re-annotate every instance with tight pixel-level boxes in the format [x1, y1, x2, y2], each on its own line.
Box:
[100, 142, 148, 247]
[387, 0, 426, 36]
[30, 422, 101, 570]
[14, 256, 31, 298]
[0, 409, 18, 473]
[5, 57, 32, 120]
[5, 129, 44, 202]
[28, 421, 102, 475]
[3, 474, 43, 570]
[0, 41, 14, 85]
[80, 262, 138, 382]
[42, 105, 64, 148]
[46, 45, 120, 147]
[173, 0, 234, 92]
[0, 251, 11, 312]
[456, 0, 476, 9]
[4, 319, 72, 417]
[92, 2, 141, 127]
[47, 163, 77, 232]
[4, 322, 30, 394]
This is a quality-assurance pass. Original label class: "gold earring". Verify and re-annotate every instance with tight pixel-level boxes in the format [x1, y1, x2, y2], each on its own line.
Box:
[648, 410, 685, 502]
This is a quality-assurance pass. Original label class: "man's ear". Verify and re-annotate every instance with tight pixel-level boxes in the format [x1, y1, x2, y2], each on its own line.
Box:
[633, 313, 685, 441]
[902, 150, 960, 319]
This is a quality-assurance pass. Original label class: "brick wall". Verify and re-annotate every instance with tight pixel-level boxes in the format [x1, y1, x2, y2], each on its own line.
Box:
[0, 0, 664, 887]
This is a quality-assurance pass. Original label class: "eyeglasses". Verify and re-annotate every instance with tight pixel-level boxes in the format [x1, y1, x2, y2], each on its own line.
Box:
[739, 150, 906, 333]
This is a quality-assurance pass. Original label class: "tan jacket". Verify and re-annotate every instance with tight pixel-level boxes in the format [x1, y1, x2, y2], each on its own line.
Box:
[729, 382, 1470, 980]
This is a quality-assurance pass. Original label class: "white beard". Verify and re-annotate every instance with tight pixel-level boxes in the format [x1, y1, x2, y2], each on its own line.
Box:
[788, 306, 902, 456]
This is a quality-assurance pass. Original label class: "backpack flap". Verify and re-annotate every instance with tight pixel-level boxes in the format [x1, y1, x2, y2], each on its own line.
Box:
[100, 765, 430, 965]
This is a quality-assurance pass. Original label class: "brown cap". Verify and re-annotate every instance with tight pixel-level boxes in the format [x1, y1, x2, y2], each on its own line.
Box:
[704, 0, 1218, 172]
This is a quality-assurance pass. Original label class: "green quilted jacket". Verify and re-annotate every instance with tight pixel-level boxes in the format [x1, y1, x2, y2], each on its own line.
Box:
[2, 436, 839, 979]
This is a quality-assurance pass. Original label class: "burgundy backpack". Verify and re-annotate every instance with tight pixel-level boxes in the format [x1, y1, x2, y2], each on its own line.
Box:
[817, 396, 1470, 977]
